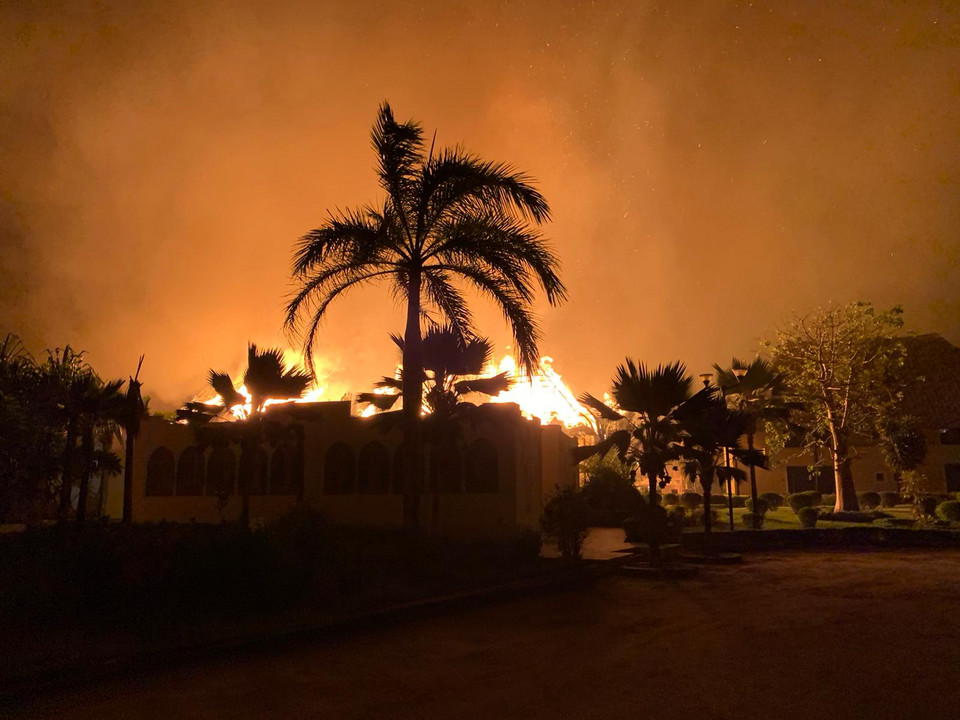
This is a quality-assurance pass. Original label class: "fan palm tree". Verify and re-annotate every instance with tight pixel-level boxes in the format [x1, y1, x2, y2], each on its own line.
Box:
[713, 358, 789, 528]
[675, 388, 764, 542]
[286, 102, 565, 530]
[357, 325, 510, 418]
[577, 361, 711, 564]
[208, 343, 312, 420]
[205, 343, 311, 527]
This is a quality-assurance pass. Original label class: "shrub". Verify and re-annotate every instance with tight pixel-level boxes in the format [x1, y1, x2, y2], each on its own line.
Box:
[745, 497, 769, 516]
[710, 494, 727, 505]
[741, 513, 764, 529]
[623, 501, 677, 544]
[857, 491, 881, 510]
[787, 491, 820, 514]
[798, 507, 819, 528]
[818, 511, 887, 523]
[880, 491, 901, 508]
[759, 492, 784, 510]
[919, 496, 939, 518]
[541, 486, 590, 559]
[581, 468, 644, 520]
[679, 492, 703, 511]
[821, 493, 836, 508]
[730, 495, 748, 508]
[662, 492, 679, 506]
[936, 500, 960, 522]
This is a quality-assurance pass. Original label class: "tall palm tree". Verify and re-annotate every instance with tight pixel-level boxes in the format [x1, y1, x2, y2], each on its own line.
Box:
[357, 325, 510, 418]
[674, 388, 761, 541]
[713, 358, 789, 528]
[286, 102, 565, 530]
[36, 346, 94, 522]
[577, 361, 711, 563]
[75, 375, 125, 524]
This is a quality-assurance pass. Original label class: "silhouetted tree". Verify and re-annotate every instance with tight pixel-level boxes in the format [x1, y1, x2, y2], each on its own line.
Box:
[286, 102, 565, 530]
[713, 358, 790, 528]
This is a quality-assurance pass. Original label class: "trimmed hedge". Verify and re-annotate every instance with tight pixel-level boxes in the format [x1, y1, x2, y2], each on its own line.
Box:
[679, 492, 703, 510]
[936, 500, 960, 522]
[821, 494, 836, 508]
[730, 495, 748, 508]
[741, 513, 764, 529]
[759, 493, 784, 511]
[745, 497, 769, 516]
[818, 510, 893, 524]
[662, 492, 679, 506]
[787, 491, 821, 514]
[798, 507, 819, 528]
[880, 492, 901, 508]
[857, 492, 881, 510]
[919, 496, 939, 518]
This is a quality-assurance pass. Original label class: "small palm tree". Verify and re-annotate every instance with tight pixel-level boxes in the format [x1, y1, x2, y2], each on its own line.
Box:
[577, 361, 711, 563]
[357, 326, 510, 418]
[713, 358, 789, 528]
[209, 343, 312, 420]
[286, 103, 565, 530]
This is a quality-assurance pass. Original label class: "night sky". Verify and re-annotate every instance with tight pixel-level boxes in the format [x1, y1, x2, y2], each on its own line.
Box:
[2, 0, 958, 408]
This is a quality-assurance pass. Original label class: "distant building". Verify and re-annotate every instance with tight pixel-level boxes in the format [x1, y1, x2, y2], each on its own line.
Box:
[107, 401, 578, 539]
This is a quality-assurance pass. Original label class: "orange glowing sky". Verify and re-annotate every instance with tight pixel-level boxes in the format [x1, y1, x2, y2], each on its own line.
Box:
[2, 0, 958, 409]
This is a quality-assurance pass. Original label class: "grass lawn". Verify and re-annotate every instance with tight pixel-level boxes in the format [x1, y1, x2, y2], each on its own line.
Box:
[703, 504, 924, 531]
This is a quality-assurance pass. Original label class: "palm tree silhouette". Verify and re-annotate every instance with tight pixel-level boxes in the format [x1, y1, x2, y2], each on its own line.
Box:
[578, 361, 711, 563]
[713, 358, 790, 528]
[357, 325, 510, 418]
[207, 343, 311, 527]
[286, 102, 565, 530]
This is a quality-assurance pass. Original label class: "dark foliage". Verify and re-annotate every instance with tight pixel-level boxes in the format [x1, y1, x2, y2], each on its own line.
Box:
[759, 492, 784, 510]
[797, 507, 819, 528]
[857, 491, 882, 510]
[745, 497, 769, 516]
[679, 492, 703, 510]
[541, 485, 590, 559]
[880, 491, 902, 508]
[936, 500, 960, 522]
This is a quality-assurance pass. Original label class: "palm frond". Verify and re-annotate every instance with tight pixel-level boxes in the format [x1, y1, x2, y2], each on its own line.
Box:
[453, 372, 510, 397]
[578, 392, 625, 421]
[356, 392, 401, 411]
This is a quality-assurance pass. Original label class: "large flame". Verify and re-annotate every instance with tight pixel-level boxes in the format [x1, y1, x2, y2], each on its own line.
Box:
[195, 347, 595, 431]
[487, 355, 594, 429]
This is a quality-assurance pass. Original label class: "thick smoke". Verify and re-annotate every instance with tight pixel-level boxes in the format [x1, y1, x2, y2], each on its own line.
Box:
[2, 0, 958, 407]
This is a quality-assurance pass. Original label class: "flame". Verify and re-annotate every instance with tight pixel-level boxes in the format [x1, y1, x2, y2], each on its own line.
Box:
[487, 354, 594, 429]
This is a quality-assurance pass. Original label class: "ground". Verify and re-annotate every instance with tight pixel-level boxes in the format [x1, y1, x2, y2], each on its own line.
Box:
[12, 549, 960, 719]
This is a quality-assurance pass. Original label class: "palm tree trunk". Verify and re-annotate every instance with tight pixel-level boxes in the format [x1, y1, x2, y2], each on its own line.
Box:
[58, 418, 79, 522]
[76, 422, 94, 524]
[122, 427, 135, 523]
[645, 472, 662, 566]
[747, 432, 760, 529]
[401, 273, 424, 532]
[702, 472, 713, 536]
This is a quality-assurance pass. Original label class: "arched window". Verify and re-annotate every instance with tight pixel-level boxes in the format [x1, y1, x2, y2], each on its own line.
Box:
[176, 446, 204, 496]
[206, 446, 236, 496]
[358, 442, 390, 494]
[269, 447, 288, 495]
[146, 447, 175, 496]
[323, 442, 355, 495]
[465, 439, 498, 493]
[238, 446, 268, 496]
[430, 443, 463, 493]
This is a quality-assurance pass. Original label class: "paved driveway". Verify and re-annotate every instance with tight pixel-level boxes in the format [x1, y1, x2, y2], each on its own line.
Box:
[14, 550, 960, 719]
